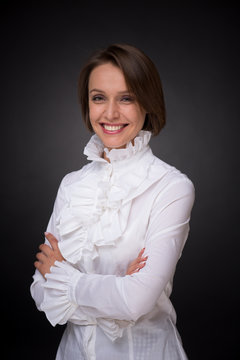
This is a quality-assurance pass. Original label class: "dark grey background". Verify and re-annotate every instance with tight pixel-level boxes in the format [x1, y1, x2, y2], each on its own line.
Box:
[2, 3, 239, 359]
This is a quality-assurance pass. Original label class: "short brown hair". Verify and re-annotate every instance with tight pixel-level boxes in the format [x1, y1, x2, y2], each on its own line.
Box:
[78, 43, 166, 136]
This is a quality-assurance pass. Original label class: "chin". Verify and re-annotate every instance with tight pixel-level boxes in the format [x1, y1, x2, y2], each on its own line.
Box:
[103, 140, 127, 150]
[96, 132, 129, 150]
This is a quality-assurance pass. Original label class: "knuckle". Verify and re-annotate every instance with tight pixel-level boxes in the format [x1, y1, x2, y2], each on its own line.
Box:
[49, 252, 55, 260]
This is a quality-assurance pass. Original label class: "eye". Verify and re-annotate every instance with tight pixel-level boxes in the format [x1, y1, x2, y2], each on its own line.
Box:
[120, 95, 135, 103]
[91, 95, 105, 103]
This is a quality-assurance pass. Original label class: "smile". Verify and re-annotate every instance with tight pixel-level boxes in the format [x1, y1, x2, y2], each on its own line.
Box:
[100, 123, 128, 134]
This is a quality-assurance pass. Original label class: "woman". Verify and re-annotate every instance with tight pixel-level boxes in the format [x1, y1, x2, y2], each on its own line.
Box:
[31, 43, 195, 359]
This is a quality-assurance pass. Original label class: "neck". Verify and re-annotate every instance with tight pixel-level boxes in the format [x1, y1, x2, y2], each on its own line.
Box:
[103, 151, 110, 163]
[102, 139, 135, 163]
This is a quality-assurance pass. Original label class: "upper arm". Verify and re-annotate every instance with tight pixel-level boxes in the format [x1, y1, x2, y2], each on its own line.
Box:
[146, 178, 195, 240]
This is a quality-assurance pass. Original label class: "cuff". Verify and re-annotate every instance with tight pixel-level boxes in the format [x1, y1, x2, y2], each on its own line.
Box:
[40, 260, 81, 326]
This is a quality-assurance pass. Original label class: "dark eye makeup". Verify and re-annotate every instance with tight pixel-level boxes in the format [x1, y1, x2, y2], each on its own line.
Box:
[91, 95, 105, 102]
[90, 94, 135, 103]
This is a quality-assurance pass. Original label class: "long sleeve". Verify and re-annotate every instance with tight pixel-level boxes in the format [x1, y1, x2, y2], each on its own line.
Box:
[30, 175, 68, 309]
[40, 178, 195, 324]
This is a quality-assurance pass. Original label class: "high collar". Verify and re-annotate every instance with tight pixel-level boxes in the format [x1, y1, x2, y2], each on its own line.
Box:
[83, 130, 152, 164]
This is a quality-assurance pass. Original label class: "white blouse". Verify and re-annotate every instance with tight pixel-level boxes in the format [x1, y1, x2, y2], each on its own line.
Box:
[30, 130, 195, 360]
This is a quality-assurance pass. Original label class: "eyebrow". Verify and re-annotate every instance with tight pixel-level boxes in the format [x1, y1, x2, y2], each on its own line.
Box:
[89, 88, 131, 94]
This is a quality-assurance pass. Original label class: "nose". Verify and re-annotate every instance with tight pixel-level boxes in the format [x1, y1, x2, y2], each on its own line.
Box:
[104, 100, 120, 121]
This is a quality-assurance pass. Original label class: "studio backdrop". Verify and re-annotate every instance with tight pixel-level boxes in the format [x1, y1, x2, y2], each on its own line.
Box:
[1, 4, 239, 359]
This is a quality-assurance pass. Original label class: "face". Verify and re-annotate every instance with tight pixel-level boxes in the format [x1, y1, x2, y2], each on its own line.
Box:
[88, 63, 146, 151]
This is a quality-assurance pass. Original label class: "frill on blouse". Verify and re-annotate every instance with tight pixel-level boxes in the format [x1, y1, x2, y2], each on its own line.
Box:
[84, 129, 152, 163]
[57, 130, 154, 272]
[41, 261, 80, 325]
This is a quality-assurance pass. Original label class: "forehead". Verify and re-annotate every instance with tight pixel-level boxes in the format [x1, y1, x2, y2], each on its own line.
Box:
[88, 63, 128, 92]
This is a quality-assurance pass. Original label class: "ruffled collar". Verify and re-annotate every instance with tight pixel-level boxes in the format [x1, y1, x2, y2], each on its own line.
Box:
[83, 130, 152, 163]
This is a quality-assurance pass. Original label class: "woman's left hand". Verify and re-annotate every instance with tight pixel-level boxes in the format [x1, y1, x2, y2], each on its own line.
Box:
[34, 232, 65, 279]
[126, 248, 148, 275]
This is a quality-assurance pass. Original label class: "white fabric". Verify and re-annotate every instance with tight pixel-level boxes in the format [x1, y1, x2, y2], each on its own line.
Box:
[30, 130, 195, 360]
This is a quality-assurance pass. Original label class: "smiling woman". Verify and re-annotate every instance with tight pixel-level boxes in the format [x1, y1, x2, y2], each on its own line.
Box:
[78, 43, 166, 136]
[30, 43, 195, 360]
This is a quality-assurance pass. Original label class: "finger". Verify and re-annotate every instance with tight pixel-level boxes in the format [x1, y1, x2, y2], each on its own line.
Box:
[36, 252, 46, 263]
[130, 262, 146, 275]
[138, 261, 146, 269]
[137, 248, 145, 257]
[133, 261, 146, 271]
[135, 255, 148, 266]
[34, 261, 48, 279]
[45, 232, 58, 250]
[130, 260, 146, 273]
[34, 260, 40, 269]
[129, 258, 139, 267]
[129, 249, 146, 267]
[34, 260, 46, 270]
[39, 243, 52, 256]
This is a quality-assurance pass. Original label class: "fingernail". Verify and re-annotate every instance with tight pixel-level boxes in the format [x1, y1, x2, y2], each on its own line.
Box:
[44, 232, 49, 236]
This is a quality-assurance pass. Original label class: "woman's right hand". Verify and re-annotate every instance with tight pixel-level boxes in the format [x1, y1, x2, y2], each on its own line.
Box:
[34, 232, 65, 279]
[126, 248, 148, 275]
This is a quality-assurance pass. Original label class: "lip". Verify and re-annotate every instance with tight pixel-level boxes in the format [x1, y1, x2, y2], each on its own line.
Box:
[100, 123, 128, 135]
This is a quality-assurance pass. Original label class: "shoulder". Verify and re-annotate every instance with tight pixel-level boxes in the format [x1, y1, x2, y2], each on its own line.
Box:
[150, 155, 195, 199]
[59, 162, 96, 190]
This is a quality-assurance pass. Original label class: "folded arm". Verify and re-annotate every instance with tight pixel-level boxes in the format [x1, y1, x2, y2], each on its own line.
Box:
[31, 179, 194, 325]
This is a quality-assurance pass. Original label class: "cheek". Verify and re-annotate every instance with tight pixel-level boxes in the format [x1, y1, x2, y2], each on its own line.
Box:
[126, 105, 146, 124]
[89, 104, 99, 122]
[132, 109, 146, 128]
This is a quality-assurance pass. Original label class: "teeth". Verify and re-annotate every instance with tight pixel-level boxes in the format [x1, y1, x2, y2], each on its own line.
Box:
[103, 124, 125, 131]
